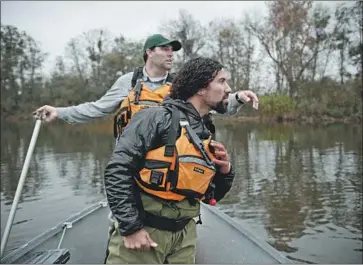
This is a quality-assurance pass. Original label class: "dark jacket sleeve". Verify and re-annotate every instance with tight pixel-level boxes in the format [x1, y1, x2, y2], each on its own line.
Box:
[209, 164, 235, 202]
[104, 108, 169, 236]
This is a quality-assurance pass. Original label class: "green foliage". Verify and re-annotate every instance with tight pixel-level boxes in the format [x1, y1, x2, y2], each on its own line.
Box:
[1, 25, 47, 113]
[252, 76, 362, 120]
[296, 77, 362, 117]
[259, 94, 297, 115]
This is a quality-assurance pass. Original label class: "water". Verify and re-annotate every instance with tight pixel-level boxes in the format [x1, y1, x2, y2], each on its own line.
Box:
[1, 119, 362, 263]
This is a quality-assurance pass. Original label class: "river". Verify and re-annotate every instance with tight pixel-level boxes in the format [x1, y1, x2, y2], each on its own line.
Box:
[1, 119, 361, 263]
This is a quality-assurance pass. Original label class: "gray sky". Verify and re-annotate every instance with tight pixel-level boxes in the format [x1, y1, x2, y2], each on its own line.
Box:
[1, 1, 266, 74]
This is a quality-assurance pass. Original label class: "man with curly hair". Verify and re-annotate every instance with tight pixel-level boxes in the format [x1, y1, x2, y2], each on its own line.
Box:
[104, 57, 235, 264]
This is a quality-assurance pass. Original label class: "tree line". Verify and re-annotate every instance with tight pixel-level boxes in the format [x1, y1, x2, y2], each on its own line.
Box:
[1, 0, 362, 122]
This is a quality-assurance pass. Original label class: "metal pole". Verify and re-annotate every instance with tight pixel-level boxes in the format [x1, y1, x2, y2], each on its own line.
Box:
[0, 118, 42, 258]
[360, 0, 363, 102]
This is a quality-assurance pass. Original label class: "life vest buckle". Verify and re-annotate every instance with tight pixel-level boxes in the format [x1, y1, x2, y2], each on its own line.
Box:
[134, 78, 143, 104]
[179, 120, 189, 127]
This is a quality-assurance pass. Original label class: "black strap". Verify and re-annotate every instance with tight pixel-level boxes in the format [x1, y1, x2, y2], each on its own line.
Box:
[235, 93, 245, 104]
[166, 72, 176, 84]
[184, 124, 213, 166]
[168, 167, 178, 190]
[143, 211, 191, 232]
[204, 182, 216, 201]
[131, 67, 143, 88]
[132, 68, 173, 86]
[133, 69, 174, 104]
[135, 185, 192, 233]
[164, 106, 180, 157]
[134, 183, 146, 220]
[179, 110, 191, 126]
[132, 68, 174, 87]
[169, 186, 204, 200]
[113, 115, 118, 139]
[134, 80, 142, 104]
[131, 67, 144, 104]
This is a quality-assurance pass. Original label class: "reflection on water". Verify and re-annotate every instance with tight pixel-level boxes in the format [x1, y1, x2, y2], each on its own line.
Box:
[214, 121, 362, 263]
[0, 120, 114, 254]
[0, 120, 362, 263]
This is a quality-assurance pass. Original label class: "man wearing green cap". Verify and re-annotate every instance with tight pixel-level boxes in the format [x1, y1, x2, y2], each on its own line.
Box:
[142, 33, 182, 61]
[34, 33, 259, 124]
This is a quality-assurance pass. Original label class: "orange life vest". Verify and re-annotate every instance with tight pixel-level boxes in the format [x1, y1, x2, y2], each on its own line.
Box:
[113, 67, 175, 138]
[134, 107, 217, 201]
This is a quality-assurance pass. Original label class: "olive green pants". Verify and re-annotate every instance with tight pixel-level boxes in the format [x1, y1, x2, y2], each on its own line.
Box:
[105, 194, 200, 264]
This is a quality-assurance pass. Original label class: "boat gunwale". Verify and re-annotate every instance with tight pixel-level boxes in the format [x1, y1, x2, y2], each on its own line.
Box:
[1, 201, 108, 264]
[201, 203, 292, 264]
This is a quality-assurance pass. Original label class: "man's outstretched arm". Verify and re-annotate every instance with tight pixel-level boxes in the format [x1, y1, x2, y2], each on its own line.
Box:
[225, 90, 259, 115]
[35, 72, 133, 123]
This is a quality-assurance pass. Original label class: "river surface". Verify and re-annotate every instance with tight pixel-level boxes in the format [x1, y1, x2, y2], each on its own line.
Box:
[1, 119, 362, 263]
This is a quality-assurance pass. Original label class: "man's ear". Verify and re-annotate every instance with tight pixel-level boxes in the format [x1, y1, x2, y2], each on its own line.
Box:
[146, 49, 153, 57]
[198, 88, 206, 96]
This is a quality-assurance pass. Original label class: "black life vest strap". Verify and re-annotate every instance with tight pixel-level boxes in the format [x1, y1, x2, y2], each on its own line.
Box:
[163, 105, 213, 167]
[131, 67, 144, 104]
[131, 67, 143, 88]
[164, 105, 180, 157]
[166, 72, 176, 84]
[183, 123, 213, 166]
[132, 68, 175, 87]
[144, 211, 191, 232]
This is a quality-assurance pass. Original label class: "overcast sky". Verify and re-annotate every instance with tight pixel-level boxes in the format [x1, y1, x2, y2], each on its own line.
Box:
[1, 1, 267, 74]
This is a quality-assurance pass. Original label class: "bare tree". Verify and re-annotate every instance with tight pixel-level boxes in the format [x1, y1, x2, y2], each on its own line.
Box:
[82, 29, 113, 85]
[332, 3, 354, 84]
[66, 38, 88, 86]
[247, 0, 329, 97]
[160, 9, 206, 69]
[206, 16, 260, 92]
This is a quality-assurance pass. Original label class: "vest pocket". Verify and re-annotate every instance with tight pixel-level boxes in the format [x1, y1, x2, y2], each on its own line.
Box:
[178, 160, 215, 195]
[139, 160, 171, 190]
[170, 155, 215, 199]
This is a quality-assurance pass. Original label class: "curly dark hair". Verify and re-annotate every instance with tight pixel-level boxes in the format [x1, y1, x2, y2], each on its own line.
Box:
[170, 57, 224, 101]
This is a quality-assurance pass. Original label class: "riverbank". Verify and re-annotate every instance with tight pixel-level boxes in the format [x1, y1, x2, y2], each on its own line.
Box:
[2, 110, 362, 125]
[3, 85, 362, 125]
[217, 113, 362, 124]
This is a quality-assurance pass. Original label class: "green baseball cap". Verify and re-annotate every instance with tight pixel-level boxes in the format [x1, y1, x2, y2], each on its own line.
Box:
[143, 34, 182, 53]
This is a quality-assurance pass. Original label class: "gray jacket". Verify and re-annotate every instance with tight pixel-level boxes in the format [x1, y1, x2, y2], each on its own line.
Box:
[56, 67, 244, 123]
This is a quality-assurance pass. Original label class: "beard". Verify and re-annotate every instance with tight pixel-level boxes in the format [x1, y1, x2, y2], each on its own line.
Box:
[211, 100, 228, 114]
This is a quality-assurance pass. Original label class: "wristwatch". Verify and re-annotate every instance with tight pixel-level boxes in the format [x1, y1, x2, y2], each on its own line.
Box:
[235, 93, 244, 104]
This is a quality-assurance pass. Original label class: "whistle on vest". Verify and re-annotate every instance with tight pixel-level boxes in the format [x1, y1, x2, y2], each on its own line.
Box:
[209, 198, 217, 206]
[205, 183, 217, 206]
